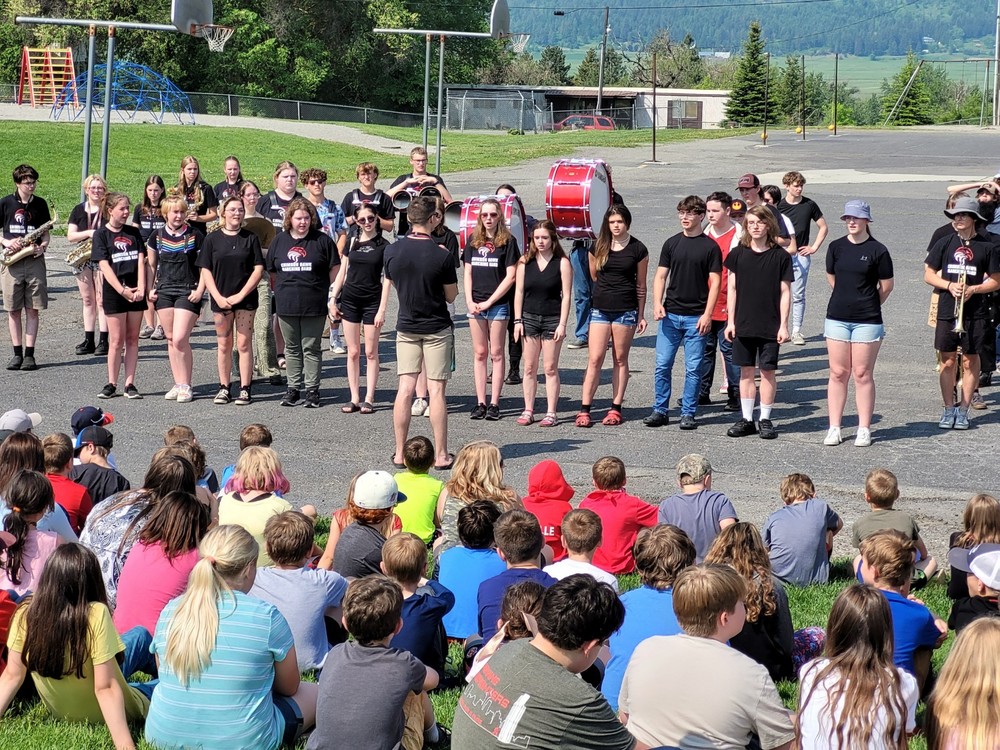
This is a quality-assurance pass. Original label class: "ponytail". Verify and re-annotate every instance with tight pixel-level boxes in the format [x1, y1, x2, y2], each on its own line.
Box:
[2, 470, 54, 585]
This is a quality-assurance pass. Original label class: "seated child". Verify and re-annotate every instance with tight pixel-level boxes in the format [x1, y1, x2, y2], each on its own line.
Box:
[477, 509, 556, 642]
[763, 473, 842, 586]
[308, 576, 442, 750]
[320, 474, 403, 571]
[43, 432, 93, 535]
[946, 542, 1000, 634]
[69, 406, 116, 467]
[466, 580, 546, 680]
[543, 509, 618, 590]
[439, 500, 506, 640]
[522, 459, 574, 561]
[852, 468, 938, 585]
[579, 456, 658, 574]
[164, 425, 219, 494]
[603, 524, 696, 711]
[382, 532, 455, 674]
[860, 529, 947, 695]
[220, 423, 273, 492]
[70, 425, 131, 506]
[947, 493, 1000, 600]
[657, 454, 737, 563]
[392, 437, 445, 545]
[329, 471, 404, 578]
[0, 470, 63, 596]
[250, 511, 349, 671]
[619, 564, 795, 750]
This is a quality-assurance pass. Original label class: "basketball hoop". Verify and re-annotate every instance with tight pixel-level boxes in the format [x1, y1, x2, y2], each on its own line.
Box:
[193, 23, 234, 53]
[509, 33, 530, 54]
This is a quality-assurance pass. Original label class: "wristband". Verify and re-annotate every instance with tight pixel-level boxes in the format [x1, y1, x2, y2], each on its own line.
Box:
[513, 319, 523, 324]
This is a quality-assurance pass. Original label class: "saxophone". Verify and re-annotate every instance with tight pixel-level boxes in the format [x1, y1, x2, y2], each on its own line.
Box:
[66, 238, 93, 270]
[1, 211, 58, 268]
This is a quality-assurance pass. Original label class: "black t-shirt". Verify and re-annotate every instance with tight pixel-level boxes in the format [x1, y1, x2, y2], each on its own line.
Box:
[725, 243, 794, 338]
[92, 225, 145, 287]
[590, 237, 649, 313]
[521, 255, 564, 316]
[390, 173, 447, 235]
[947, 595, 999, 634]
[148, 225, 203, 293]
[462, 236, 520, 304]
[825, 236, 893, 324]
[68, 201, 102, 232]
[0, 193, 51, 240]
[384, 234, 458, 334]
[214, 180, 244, 203]
[341, 234, 388, 306]
[433, 226, 461, 268]
[777, 196, 823, 246]
[340, 189, 394, 223]
[197, 229, 265, 297]
[658, 232, 723, 316]
[927, 223, 952, 253]
[131, 205, 165, 243]
[70, 464, 131, 505]
[182, 180, 219, 234]
[266, 229, 340, 317]
[256, 190, 303, 230]
[925, 233, 1000, 320]
[764, 204, 791, 239]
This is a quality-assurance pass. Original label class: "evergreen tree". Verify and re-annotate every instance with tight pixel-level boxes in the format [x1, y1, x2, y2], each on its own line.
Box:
[573, 45, 629, 87]
[724, 21, 775, 126]
[880, 51, 933, 125]
[539, 46, 571, 85]
[774, 55, 802, 125]
[574, 48, 601, 86]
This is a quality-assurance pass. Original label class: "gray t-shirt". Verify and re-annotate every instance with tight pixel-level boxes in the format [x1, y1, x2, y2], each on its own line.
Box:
[249, 566, 348, 670]
[657, 489, 737, 562]
[762, 499, 841, 587]
[452, 639, 636, 750]
[332, 522, 386, 578]
[306, 642, 426, 750]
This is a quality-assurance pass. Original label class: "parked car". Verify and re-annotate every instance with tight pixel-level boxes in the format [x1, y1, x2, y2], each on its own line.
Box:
[549, 115, 616, 131]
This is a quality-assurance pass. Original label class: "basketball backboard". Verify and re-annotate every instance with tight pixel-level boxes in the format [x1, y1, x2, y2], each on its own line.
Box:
[171, 0, 213, 35]
[490, 0, 510, 39]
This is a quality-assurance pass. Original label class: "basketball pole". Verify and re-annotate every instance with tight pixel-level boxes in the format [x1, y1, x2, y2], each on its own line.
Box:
[100, 27, 116, 178]
[81, 25, 96, 198]
[435, 36, 446, 174]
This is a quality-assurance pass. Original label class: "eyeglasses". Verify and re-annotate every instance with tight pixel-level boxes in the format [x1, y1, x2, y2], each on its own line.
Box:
[88, 186, 106, 193]
[357, 216, 377, 224]
[19, 180, 37, 186]
[480, 212, 499, 218]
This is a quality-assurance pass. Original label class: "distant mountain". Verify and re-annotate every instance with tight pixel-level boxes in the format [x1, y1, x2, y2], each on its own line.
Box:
[513, 0, 994, 57]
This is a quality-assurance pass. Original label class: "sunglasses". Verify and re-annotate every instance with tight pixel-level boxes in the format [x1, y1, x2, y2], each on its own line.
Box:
[480, 212, 499, 218]
[308, 179, 326, 185]
[357, 216, 377, 223]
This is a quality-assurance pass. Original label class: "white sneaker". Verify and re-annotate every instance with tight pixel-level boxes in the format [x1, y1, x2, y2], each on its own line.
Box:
[823, 426, 842, 446]
[854, 427, 871, 447]
[331, 332, 346, 354]
[176, 384, 193, 403]
[164, 385, 180, 400]
[411, 397, 428, 417]
[954, 408, 971, 430]
[791, 331, 806, 346]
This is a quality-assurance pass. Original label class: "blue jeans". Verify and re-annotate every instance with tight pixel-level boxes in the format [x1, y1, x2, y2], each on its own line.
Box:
[700, 320, 740, 400]
[653, 314, 708, 416]
[791, 254, 811, 332]
[121, 625, 158, 699]
[570, 241, 593, 341]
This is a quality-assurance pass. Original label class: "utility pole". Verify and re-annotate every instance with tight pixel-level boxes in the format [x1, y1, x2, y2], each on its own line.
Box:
[596, 5, 609, 115]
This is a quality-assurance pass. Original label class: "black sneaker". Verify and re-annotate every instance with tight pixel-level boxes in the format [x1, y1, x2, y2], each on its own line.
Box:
[124, 384, 142, 400]
[485, 403, 501, 420]
[267, 374, 285, 386]
[98, 382, 116, 399]
[214, 386, 232, 405]
[725, 390, 740, 411]
[679, 414, 698, 430]
[470, 403, 487, 420]
[6, 355, 22, 371]
[94, 340, 109, 356]
[75, 339, 95, 355]
[281, 388, 300, 407]
[567, 339, 588, 349]
[504, 370, 522, 385]
[20, 355, 37, 371]
[642, 410, 669, 427]
[727, 418, 757, 437]
[234, 387, 252, 406]
[304, 389, 321, 408]
[758, 418, 778, 440]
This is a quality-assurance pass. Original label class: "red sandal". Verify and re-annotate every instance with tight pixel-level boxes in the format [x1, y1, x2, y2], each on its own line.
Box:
[602, 408, 624, 426]
[575, 412, 593, 428]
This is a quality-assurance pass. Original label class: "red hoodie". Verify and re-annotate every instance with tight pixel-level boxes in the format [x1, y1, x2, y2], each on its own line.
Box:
[579, 488, 658, 574]
[522, 460, 574, 561]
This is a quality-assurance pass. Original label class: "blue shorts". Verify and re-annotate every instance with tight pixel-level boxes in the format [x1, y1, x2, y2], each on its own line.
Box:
[274, 693, 304, 746]
[468, 302, 509, 322]
[824, 319, 885, 343]
[590, 308, 638, 327]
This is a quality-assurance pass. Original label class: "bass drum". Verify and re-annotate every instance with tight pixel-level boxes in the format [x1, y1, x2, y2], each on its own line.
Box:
[454, 194, 527, 253]
[545, 159, 614, 239]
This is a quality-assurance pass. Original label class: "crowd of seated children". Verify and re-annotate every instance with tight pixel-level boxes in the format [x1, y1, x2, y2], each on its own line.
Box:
[657, 454, 737, 563]
[0, 434, 74, 541]
[521, 459, 574, 561]
[465, 580, 546, 680]
[543, 508, 618, 590]
[42, 433, 92, 535]
[320, 471, 402, 570]
[392, 437, 445, 546]
[763, 473, 842, 586]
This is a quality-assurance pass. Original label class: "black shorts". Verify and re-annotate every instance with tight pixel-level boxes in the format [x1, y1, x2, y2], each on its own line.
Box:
[102, 282, 146, 315]
[210, 290, 258, 314]
[522, 312, 561, 339]
[154, 289, 201, 314]
[339, 297, 379, 325]
[732, 335, 780, 370]
[935, 317, 988, 355]
[273, 693, 304, 746]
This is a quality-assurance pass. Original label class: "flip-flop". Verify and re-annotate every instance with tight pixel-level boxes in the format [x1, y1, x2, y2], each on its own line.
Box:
[341, 402, 360, 413]
[360, 402, 375, 414]
[434, 454, 456, 471]
[391, 457, 406, 470]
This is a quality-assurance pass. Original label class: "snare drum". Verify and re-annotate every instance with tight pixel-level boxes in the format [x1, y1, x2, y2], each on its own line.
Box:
[545, 159, 614, 239]
[454, 194, 527, 253]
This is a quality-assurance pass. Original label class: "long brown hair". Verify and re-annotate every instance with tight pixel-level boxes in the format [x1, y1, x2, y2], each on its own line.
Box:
[704, 522, 777, 623]
[141, 175, 165, 218]
[593, 203, 632, 270]
[2, 470, 54, 585]
[796, 585, 908, 750]
[742, 205, 781, 248]
[521, 219, 565, 266]
[956, 493, 1000, 548]
[469, 199, 512, 250]
[137, 490, 210, 560]
[0, 432, 44, 495]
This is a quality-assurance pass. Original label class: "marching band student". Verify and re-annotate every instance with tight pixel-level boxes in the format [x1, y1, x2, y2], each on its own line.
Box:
[176, 156, 218, 235]
[267, 199, 340, 410]
[464, 198, 519, 421]
[131, 175, 167, 342]
[198, 196, 265, 406]
[301, 168, 348, 354]
[1, 164, 51, 372]
[67, 174, 110, 357]
[214, 155, 245, 202]
[577, 204, 648, 427]
[496, 183, 537, 387]
[513, 220, 572, 427]
[93, 193, 146, 401]
[330, 203, 390, 414]
[387, 147, 452, 236]
[240, 181, 283, 387]
[147, 192, 204, 404]
[341, 162, 394, 233]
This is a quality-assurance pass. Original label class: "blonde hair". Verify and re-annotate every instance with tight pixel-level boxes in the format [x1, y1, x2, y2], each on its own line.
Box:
[228, 446, 290, 495]
[82, 174, 107, 192]
[859, 530, 914, 588]
[444, 441, 517, 508]
[865, 468, 899, 508]
[673, 564, 748, 638]
[163, 525, 259, 685]
[381, 532, 427, 585]
[957, 493, 1000, 548]
[926, 618, 1000, 750]
[178, 155, 200, 190]
[779, 473, 815, 504]
[160, 191, 188, 216]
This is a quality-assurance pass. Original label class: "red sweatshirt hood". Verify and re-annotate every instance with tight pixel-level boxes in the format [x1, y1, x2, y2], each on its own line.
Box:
[525, 460, 574, 504]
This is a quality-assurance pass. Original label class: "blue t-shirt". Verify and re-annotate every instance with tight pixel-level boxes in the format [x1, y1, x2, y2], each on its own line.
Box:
[146, 591, 294, 750]
[0, 501, 77, 542]
[603, 585, 682, 711]
[762, 499, 841, 586]
[657, 489, 737, 563]
[477, 568, 557, 641]
[390, 579, 455, 672]
[439, 546, 507, 639]
[882, 589, 942, 676]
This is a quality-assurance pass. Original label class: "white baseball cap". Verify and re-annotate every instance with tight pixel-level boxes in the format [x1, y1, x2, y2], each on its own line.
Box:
[948, 543, 1000, 590]
[353, 470, 407, 510]
[0, 409, 42, 433]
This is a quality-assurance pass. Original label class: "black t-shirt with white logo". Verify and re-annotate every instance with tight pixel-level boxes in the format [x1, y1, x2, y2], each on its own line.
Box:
[724, 243, 794, 338]
[131, 205, 165, 243]
[266, 229, 340, 317]
[658, 232, 723, 316]
[925, 233, 1000, 320]
[92, 225, 146, 287]
[197, 229, 265, 299]
[256, 190, 303, 231]
[384, 235, 458, 334]
[462, 237, 520, 304]
[214, 180, 244, 203]
[825, 236, 893, 324]
[341, 235, 389, 306]
[0, 193, 51, 239]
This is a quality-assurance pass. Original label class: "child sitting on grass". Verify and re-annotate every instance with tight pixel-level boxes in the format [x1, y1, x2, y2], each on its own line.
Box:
[327, 471, 404, 578]
[946, 542, 1000, 634]
[522, 459, 574, 561]
[71, 425, 131, 507]
[43, 433, 92, 535]
[946, 492, 1000, 600]
[308, 576, 444, 750]
[466, 579, 547, 680]
[763, 473, 842, 586]
[657, 454, 737, 563]
[543, 509, 618, 590]
[250, 511, 349, 671]
[392, 437, 444, 546]
[220, 423, 273, 491]
[579, 456, 658, 574]
[0, 470, 63, 597]
[319, 472, 403, 571]
[164, 425, 219, 494]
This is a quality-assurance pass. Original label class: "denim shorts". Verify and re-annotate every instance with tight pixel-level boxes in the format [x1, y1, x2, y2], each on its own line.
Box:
[590, 308, 638, 327]
[468, 302, 509, 322]
[824, 319, 885, 343]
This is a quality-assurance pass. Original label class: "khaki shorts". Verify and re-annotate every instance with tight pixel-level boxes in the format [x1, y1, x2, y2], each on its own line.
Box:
[397, 327, 454, 380]
[401, 690, 425, 750]
[1, 255, 48, 311]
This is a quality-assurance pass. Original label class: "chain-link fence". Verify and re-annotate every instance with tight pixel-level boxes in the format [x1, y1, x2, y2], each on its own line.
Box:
[185, 92, 423, 128]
